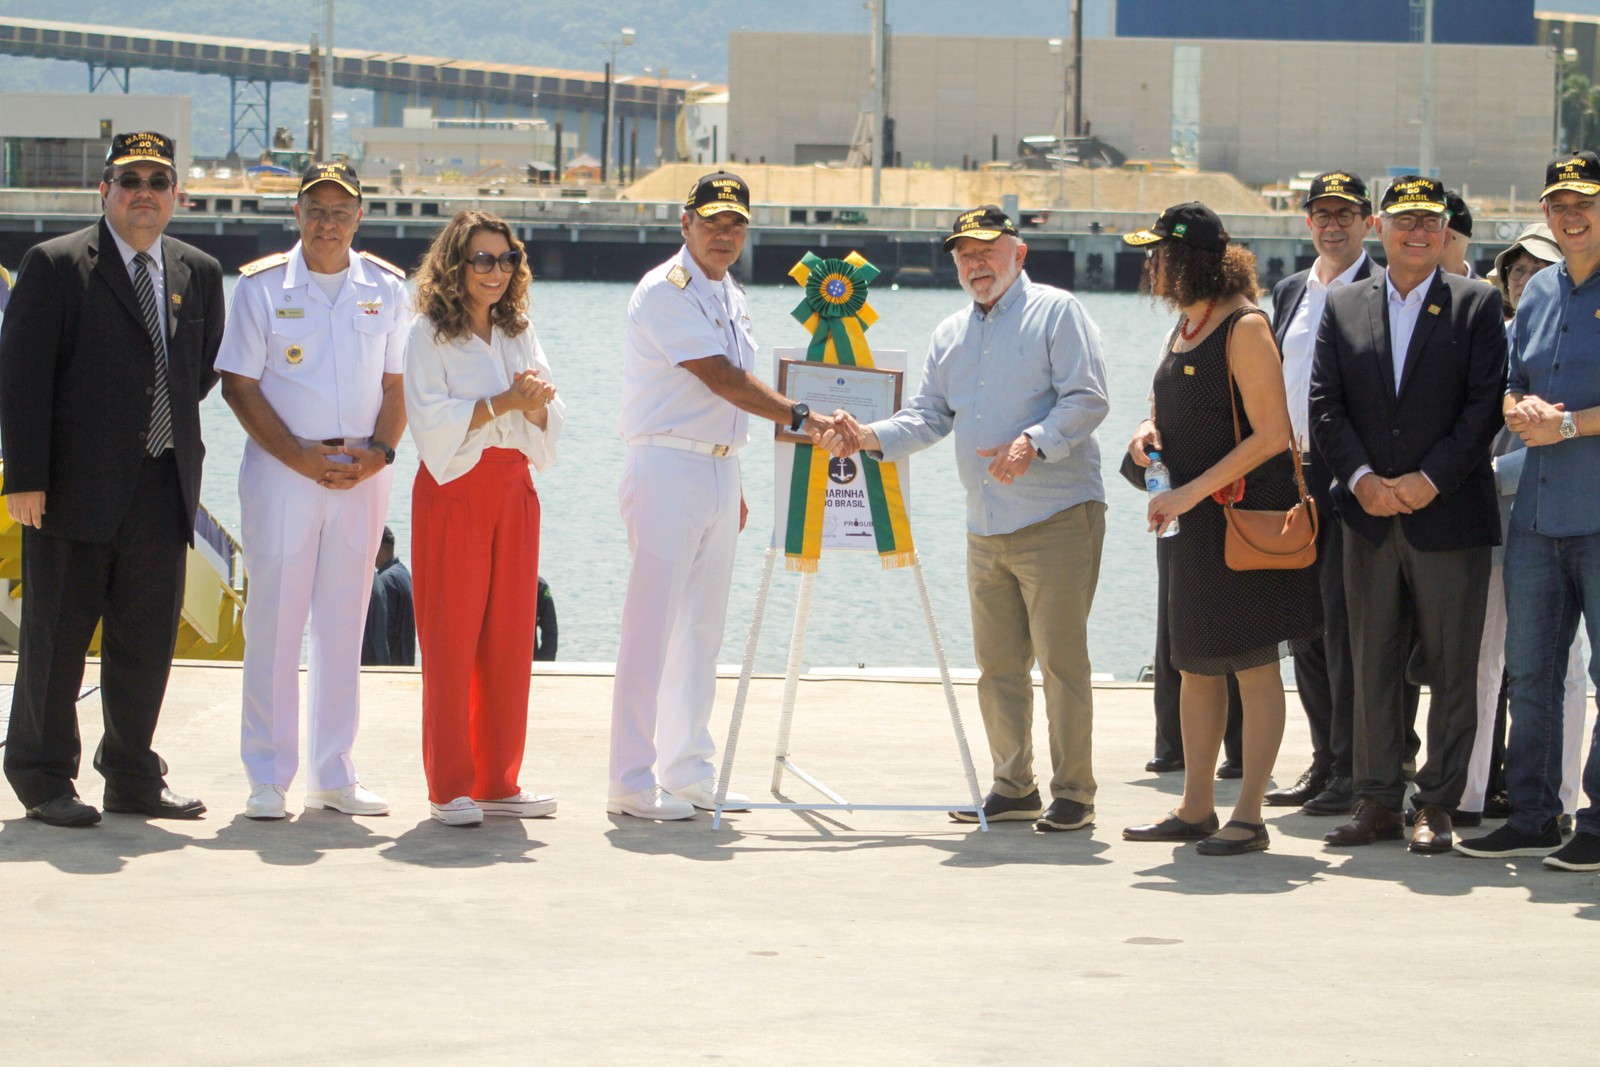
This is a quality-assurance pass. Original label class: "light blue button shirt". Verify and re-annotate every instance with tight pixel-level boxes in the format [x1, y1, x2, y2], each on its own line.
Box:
[1507, 259, 1600, 537]
[867, 272, 1108, 536]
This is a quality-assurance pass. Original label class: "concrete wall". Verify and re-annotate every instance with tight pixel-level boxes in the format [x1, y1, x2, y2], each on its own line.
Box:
[728, 32, 1553, 195]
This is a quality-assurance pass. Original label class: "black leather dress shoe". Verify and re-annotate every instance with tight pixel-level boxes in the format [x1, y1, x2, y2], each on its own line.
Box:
[26, 794, 102, 827]
[1123, 810, 1221, 841]
[1196, 819, 1270, 856]
[1215, 759, 1243, 780]
[1323, 798, 1404, 846]
[1144, 756, 1185, 773]
[1404, 805, 1481, 828]
[1409, 804, 1454, 854]
[1301, 776, 1354, 816]
[1264, 766, 1330, 807]
[103, 786, 206, 819]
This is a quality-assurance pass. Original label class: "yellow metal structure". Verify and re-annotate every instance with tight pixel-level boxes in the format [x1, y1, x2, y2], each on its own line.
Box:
[0, 461, 247, 660]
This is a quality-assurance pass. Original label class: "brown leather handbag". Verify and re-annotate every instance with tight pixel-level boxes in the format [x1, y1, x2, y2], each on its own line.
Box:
[1220, 314, 1318, 571]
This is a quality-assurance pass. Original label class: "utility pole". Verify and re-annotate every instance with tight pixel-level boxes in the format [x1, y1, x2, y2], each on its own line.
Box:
[871, 0, 886, 206]
[602, 28, 636, 185]
[1070, 0, 1083, 138]
[321, 0, 335, 160]
[1418, 0, 1434, 177]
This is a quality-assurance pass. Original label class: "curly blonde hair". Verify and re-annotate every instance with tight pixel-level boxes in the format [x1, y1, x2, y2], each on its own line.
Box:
[414, 210, 531, 342]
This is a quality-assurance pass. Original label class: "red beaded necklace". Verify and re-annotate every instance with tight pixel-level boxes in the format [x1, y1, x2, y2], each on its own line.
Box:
[1178, 298, 1218, 342]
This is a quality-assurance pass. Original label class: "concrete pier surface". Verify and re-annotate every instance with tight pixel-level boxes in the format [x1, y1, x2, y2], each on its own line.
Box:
[1, 661, 1593, 1065]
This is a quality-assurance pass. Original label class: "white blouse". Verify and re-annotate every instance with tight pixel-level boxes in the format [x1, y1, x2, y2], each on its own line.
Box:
[403, 316, 565, 484]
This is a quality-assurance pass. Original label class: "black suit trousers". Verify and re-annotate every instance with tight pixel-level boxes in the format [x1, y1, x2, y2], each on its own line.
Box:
[4, 455, 187, 806]
[1344, 517, 1488, 810]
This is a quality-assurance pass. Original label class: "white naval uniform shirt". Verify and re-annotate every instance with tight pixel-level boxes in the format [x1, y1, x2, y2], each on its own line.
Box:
[215, 242, 410, 440]
[404, 318, 565, 484]
[618, 245, 756, 447]
[1280, 252, 1367, 451]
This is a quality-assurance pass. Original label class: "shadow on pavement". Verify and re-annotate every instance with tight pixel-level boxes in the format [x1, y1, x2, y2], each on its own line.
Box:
[380, 817, 547, 868]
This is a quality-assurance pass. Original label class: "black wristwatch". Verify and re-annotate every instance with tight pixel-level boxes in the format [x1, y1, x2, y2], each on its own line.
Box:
[789, 402, 810, 431]
[372, 440, 396, 465]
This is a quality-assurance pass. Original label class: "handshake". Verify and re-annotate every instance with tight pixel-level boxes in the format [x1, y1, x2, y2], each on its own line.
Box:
[809, 409, 878, 457]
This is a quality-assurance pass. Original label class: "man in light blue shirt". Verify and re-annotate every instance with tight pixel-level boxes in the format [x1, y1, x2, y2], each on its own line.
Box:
[822, 205, 1109, 832]
[1458, 151, 1600, 870]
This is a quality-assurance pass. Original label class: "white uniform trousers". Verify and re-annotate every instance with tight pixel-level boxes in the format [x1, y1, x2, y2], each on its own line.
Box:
[1463, 560, 1586, 814]
[609, 445, 740, 797]
[239, 441, 393, 791]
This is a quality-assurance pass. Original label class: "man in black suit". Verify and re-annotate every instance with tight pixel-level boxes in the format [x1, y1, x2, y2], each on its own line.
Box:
[0, 132, 224, 827]
[1309, 175, 1505, 854]
[1266, 170, 1377, 815]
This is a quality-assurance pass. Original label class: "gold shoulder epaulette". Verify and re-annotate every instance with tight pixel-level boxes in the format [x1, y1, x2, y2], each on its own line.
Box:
[359, 250, 407, 279]
[238, 251, 290, 277]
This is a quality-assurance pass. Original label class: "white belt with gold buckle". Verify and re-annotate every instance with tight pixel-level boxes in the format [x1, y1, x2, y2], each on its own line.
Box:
[629, 434, 739, 458]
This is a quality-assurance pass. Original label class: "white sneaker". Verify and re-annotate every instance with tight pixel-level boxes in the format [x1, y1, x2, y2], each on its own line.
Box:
[305, 783, 390, 816]
[476, 791, 557, 818]
[668, 778, 753, 812]
[245, 784, 287, 820]
[430, 796, 484, 827]
[606, 786, 696, 821]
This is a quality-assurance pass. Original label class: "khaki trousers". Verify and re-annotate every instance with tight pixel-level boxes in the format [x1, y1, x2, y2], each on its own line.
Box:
[966, 501, 1105, 803]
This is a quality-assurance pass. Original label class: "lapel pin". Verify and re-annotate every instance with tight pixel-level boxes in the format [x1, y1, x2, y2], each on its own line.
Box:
[1427, 304, 1441, 315]
[171, 293, 182, 307]
[1184, 365, 1195, 375]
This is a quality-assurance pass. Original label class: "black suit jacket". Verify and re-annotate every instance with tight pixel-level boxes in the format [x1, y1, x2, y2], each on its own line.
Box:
[1308, 268, 1505, 551]
[1269, 254, 1378, 349]
[0, 218, 224, 543]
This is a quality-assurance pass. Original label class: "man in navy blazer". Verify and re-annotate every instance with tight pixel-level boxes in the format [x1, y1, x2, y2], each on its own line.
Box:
[1266, 170, 1378, 817]
[1309, 175, 1505, 854]
[0, 132, 224, 827]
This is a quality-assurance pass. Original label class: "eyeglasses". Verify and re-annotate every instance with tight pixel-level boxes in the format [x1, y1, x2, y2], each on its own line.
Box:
[1389, 213, 1447, 232]
[114, 173, 173, 192]
[302, 206, 359, 226]
[469, 251, 524, 274]
[1309, 207, 1362, 228]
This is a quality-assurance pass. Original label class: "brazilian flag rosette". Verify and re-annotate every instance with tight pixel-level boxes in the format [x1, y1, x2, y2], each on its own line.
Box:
[783, 251, 914, 572]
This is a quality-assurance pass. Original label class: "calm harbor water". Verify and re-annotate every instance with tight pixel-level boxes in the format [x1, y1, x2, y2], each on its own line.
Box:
[197, 275, 1177, 677]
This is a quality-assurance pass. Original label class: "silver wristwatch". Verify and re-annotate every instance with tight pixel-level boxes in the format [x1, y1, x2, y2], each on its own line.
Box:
[1560, 412, 1579, 440]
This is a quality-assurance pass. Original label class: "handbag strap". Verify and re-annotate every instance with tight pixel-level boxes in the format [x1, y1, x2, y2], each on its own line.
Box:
[1218, 307, 1313, 514]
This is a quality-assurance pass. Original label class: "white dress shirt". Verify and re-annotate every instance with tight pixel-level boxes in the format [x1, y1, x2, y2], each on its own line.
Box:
[404, 318, 564, 484]
[1280, 253, 1367, 450]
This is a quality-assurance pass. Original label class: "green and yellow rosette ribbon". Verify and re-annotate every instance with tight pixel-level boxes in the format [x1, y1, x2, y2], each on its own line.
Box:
[782, 251, 914, 572]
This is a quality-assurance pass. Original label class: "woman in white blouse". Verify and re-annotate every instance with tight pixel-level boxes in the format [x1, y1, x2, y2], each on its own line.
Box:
[405, 210, 565, 827]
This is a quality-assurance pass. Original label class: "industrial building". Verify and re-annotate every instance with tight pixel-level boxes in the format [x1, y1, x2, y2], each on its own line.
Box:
[728, 29, 1552, 197]
[0, 92, 190, 187]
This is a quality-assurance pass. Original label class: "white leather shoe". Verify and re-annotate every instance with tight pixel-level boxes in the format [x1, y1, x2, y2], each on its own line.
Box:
[476, 791, 557, 818]
[430, 796, 484, 827]
[606, 786, 695, 821]
[245, 784, 287, 820]
[305, 783, 390, 816]
[668, 778, 752, 812]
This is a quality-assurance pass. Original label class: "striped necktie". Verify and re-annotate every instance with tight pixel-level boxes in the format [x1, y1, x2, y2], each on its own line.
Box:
[131, 251, 174, 454]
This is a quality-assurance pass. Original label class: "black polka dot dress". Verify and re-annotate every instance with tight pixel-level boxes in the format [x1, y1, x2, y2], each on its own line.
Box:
[1152, 307, 1321, 675]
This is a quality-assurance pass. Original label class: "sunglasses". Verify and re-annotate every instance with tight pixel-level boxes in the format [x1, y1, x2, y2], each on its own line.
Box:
[114, 173, 173, 192]
[1388, 213, 1447, 232]
[469, 251, 524, 274]
[1309, 208, 1362, 228]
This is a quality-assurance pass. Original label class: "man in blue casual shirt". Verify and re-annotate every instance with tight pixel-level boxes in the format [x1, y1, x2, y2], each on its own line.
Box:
[821, 205, 1110, 833]
[1458, 152, 1600, 870]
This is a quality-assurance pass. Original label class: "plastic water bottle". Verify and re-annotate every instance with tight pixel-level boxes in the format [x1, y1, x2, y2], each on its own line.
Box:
[1146, 451, 1179, 538]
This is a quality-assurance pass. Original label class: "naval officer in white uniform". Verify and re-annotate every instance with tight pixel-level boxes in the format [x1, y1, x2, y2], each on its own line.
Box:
[217, 162, 411, 820]
[608, 171, 841, 820]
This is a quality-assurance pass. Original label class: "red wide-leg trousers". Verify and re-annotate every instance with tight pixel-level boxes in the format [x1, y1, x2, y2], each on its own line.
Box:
[412, 448, 541, 804]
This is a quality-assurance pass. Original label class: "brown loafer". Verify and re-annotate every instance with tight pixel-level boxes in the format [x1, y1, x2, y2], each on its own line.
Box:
[1409, 804, 1454, 854]
[1123, 809, 1221, 841]
[1323, 797, 1404, 846]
